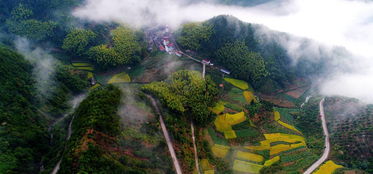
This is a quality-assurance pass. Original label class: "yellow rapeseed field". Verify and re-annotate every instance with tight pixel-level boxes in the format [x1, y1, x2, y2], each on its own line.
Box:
[264, 133, 305, 143]
[209, 101, 226, 115]
[224, 78, 249, 90]
[214, 112, 246, 133]
[90, 83, 101, 90]
[246, 133, 308, 155]
[233, 160, 263, 174]
[107, 72, 131, 84]
[236, 151, 264, 162]
[243, 91, 257, 104]
[273, 111, 302, 134]
[264, 156, 280, 167]
[211, 144, 230, 158]
[87, 72, 94, 79]
[274, 111, 281, 121]
[269, 142, 306, 155]
[313, 160, 343, 174]
[201, 159, 214, 171]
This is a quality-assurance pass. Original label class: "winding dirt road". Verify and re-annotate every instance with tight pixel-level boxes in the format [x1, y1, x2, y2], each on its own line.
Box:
[303, 98, 330, 174]
[146, 95, 183, 174]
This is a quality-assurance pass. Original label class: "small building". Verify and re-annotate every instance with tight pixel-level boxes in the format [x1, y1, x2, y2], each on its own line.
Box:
[175, 51, 182, 57]
[202, 59, 211, 64]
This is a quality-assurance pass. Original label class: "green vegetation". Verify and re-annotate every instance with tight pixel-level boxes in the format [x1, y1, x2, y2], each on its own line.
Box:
[143, 70, 219, 126]
[295, 98, 324, 155]
[177, 15, 324, 92]
[59, 86, 133, 173]
[325, 97, 373, 173]
[1, 0, 81, 44]
[216, 41, 269, 83]
[88, 26, 143, 69]
[177, 22, 212, 51]
[62, 29, 97, 57]
[0, 46, 87, 173]
[6, 4, 57, 41]
[0, 46, 49, 173]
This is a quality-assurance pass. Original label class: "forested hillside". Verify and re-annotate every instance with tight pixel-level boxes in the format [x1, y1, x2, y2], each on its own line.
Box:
[177, 15, 330, 92]
[58, 86, 126, 173]
[0, 46, 48, 173]
[0, 46, 87, 173]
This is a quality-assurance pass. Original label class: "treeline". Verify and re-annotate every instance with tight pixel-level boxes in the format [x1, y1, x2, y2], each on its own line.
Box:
[0, 46, 87, 173]
[176, 15, 326, 92]
[1, 0, 147, 71]
[0, 0, 82, 44]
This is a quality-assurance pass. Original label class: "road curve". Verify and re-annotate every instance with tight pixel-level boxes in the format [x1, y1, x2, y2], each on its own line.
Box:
[303, 98, 330, 174]
[145, 95, 183, 174]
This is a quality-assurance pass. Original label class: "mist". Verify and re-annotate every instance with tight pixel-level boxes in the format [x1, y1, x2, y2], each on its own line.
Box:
[118, 86, 153, 127]
[74, 0, 373, 103]
[15, 38, 57, 98]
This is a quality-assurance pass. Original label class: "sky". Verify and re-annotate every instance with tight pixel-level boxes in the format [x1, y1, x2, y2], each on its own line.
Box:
[73, 0, 373, 103]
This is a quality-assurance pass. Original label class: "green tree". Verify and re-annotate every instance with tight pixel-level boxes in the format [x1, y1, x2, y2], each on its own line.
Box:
[216, 41, 269, 84]
[62, 29, 97, 56]
[112, 26, 141, 64]
[6, 4, 56, 41]
[88, 26, 142, 69]
[143, 70, 219, 126]
[88, 45, 120, 69]
[177, 22, 212, 51]
[9, 4, 32, 21]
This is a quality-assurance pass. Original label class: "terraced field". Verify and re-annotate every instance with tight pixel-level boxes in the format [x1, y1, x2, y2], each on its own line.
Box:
[205, 77, 324, 173]
[71, 61, 101, 90]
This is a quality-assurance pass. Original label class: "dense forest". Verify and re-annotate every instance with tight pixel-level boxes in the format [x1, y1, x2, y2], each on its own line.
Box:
[58, 86, 126, 173]
[0, 46, 87, 173]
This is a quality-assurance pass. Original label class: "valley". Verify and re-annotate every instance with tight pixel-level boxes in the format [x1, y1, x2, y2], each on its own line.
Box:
[0, 1, 372, 174]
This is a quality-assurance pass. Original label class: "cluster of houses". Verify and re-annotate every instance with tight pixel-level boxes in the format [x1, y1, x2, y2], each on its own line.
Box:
[147, 25, 231, 75]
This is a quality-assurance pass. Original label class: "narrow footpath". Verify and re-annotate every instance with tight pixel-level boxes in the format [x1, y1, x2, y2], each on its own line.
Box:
[304, 98, 330, 174]
[191, 122, 201, 174]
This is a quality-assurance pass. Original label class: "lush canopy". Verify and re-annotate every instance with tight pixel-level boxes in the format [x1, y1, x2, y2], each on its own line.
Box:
[143, 70, 219, 126]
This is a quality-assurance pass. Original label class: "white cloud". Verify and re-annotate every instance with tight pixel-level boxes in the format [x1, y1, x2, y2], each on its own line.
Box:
[74, 0, 373, 103]
[15, 38, 57, 97]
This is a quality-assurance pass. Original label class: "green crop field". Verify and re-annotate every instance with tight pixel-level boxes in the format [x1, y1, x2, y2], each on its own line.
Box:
[208, 128, 228, 145]
[76, 66, 94, 71]
[235, 128, 260, 138]
[72, 62, 92, 67]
